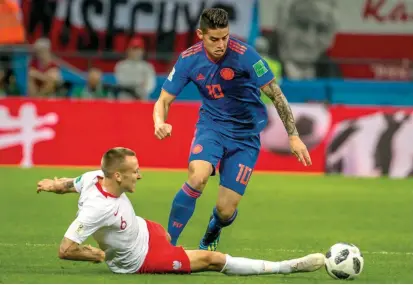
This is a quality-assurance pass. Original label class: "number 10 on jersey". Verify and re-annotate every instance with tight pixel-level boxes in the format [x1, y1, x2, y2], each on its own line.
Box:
[206, 84, 224, 99]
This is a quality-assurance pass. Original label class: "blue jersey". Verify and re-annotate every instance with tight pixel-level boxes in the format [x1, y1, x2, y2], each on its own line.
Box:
[162, 37, 275, 138]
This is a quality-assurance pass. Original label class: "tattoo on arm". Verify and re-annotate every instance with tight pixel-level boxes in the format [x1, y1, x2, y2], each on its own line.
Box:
[54, 178, 76, 194]
[261, 81, 299, 136]
[62, 179, 75, 192]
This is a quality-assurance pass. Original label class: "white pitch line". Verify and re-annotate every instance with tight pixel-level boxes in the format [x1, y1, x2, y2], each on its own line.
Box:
[0, 243, 412, 256]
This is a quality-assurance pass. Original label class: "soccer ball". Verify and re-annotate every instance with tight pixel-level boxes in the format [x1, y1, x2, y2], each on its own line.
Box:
[325, 243, 364, 280]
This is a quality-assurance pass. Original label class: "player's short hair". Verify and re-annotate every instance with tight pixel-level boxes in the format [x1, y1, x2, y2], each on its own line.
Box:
[199, 8, 228, 32]
[101, 147, 136, 177]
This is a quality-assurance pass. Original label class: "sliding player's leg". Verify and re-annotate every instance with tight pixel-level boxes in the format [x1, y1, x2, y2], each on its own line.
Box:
[186, 249, 325, 275]
[138, 220, 324, 275]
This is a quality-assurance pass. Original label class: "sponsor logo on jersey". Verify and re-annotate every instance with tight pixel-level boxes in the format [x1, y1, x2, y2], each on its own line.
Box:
[172, 260, 182, 270]
[196, 73, 205, 81]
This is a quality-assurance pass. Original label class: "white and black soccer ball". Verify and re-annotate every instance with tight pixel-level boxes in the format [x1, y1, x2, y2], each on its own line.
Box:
[325, 243, 364, 280]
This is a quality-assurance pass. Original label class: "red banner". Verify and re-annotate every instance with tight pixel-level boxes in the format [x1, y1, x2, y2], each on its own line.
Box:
[21, 0, 255, 73]
[0, 98, 324, 173]
[4, 98, 412, 177]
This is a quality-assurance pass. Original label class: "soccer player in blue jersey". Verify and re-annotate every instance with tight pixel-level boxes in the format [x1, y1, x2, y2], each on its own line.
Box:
[153, 8, 312, 250]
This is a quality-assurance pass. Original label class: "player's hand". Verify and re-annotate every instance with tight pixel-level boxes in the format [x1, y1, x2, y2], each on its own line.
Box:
[84, 244, 105, 263]
[36, 177, 58, 193]
[95, 250, 106, 263]
[289, 136, 312, 167]
[154, 123, 172, 140]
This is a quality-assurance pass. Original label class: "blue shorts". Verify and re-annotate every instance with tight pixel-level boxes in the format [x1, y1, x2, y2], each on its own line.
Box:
[188, 126, 260, 195]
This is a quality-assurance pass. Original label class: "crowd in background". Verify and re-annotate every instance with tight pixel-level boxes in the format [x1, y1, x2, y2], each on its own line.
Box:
[0, 0, 157, 100]
[0, 0, 412, 100]
[24, 37, 156, 100]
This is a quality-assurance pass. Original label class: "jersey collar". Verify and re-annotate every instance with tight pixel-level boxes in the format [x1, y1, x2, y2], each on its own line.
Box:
[95, 177, 119, 198]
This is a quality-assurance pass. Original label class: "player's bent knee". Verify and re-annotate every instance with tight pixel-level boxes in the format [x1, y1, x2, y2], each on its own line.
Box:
[201, 251, 226, 269]
[215, 204, 237, 221]
[209, 251, 227, 268]
[188, 161, 212, 190]
[188, 174, 208, 191]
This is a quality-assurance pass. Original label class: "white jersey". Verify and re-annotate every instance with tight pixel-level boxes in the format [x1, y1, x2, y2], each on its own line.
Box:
[64, 170, 149, 273]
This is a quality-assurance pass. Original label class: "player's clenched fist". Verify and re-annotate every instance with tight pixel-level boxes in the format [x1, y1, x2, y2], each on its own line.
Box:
[154, 123, 172, 140]
[37, 177, 57, 193]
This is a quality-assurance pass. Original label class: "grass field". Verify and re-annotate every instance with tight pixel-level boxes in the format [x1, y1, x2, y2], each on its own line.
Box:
[0, 166, 412, 284]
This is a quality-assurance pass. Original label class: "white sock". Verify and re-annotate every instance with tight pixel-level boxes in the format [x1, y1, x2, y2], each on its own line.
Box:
[221, 254, 293, 276]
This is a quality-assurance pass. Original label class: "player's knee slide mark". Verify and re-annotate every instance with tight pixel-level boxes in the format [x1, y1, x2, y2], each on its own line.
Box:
[213, 207, 238, 227]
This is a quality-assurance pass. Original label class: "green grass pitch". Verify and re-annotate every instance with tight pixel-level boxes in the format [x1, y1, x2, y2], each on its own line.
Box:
[0, 166, 412, 283]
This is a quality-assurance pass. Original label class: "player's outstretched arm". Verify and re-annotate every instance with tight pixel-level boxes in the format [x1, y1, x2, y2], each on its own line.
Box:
[153, 89, 175, 140]
[261, 80, 298, 136]
[58, 237, 105, 263]
[261, 80, 312, 166]
[36, 177, 77, 194]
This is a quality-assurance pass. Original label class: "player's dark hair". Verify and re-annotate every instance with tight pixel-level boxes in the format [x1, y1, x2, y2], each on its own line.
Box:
[199, 8, 228, 32]
[88, 66, 102, 73]
[101, 147, 136, 177]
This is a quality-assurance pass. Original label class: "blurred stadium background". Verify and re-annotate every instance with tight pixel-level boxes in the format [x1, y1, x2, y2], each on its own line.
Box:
[0, 0, 412, 283]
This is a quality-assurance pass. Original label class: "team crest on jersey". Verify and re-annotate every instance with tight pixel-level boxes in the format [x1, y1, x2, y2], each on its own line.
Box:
[192, 144, 203, 154]
[220, 68, 234, 80]
[172, 260, 182, 270]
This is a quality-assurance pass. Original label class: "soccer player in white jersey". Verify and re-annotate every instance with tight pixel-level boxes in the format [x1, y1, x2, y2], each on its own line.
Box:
[37, 147, 325, 275]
